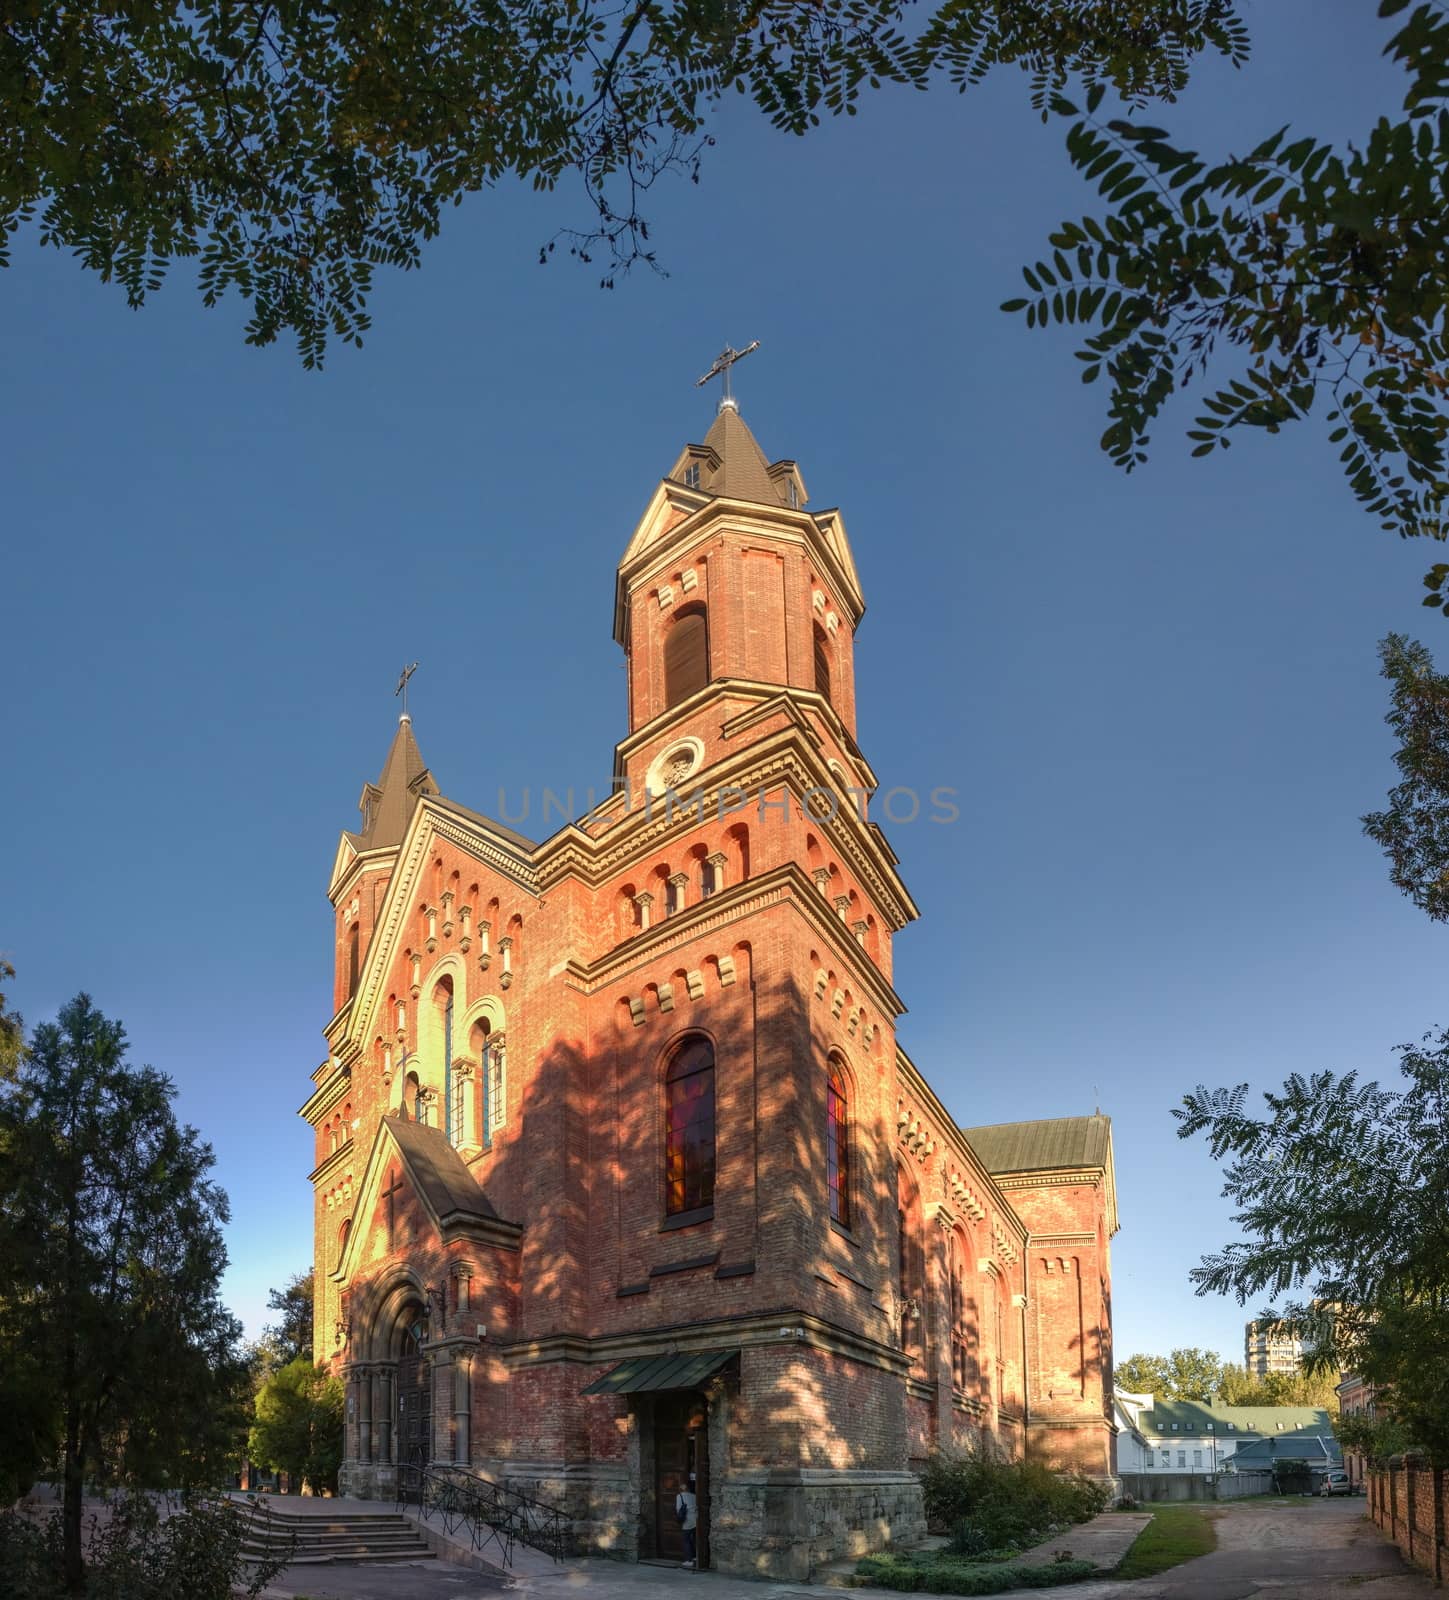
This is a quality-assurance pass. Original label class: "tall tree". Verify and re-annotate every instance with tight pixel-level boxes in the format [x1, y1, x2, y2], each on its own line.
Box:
[0, 995, 244, 1592]
[1115, 1351, 1172, 1396]
[0, 958, 22, 1082]
[1217, 1362, 1340, 1409]
[0, 2, 1246, 364]
[1362, 634, 1449, 919]
[1174, 1027, 1449, 1460]
[263, 1271, 315, 1367]
[1162, 1347, 1224, 1401]
[248, 1358, 344, 1496]
[1114, 1348, 1223, 1400]
[1012, 0, 1449, 611]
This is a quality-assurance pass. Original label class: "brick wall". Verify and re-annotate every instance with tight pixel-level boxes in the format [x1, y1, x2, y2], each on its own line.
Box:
[1368, 1460, 1449, 1582]
[314, 449, 1116, 1569]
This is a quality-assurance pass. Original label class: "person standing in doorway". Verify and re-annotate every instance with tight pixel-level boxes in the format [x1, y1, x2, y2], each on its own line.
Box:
[675, 1473, 698, 1570]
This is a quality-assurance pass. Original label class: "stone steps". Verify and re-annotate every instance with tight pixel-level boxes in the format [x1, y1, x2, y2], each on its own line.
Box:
[241, 1509, 436, 1567]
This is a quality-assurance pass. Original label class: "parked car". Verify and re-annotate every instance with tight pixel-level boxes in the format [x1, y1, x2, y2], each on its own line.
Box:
[1319, 1470, 1357, 1497]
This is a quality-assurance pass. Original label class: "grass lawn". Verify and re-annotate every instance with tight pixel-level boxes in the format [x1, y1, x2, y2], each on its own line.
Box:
[1115, 1505, 1217, 1578]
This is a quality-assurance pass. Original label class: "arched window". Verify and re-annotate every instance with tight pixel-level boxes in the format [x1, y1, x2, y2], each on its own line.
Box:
[897, 1166, 922, 1361]
[348, 923, 360, 997]
[813, 626, 832, 705]
[664, 1036, 716, 1216]
[338, 1217, 352, 1266]
[432, 976, 458, 1146]
[664, 608, 709, 709]
[950, 1235, 969, 1392]
[472, 1018, 505, 1147]
[826, 1066, 851, 1228]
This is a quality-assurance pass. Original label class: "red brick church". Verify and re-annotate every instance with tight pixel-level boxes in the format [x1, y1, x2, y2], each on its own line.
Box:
[302, 388, 1119, 1578]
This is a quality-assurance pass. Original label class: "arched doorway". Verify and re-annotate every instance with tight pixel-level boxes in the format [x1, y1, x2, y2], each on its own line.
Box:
[653, 1391, 709, 1566]
[396, 1308, 432, 1469]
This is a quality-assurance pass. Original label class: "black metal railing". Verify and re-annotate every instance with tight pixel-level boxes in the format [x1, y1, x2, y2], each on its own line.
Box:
[395, 1453, 567, 1566]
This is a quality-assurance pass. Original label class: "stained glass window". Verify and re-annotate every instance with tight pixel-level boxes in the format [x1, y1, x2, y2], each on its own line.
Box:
[665, 1037, 715, 1215]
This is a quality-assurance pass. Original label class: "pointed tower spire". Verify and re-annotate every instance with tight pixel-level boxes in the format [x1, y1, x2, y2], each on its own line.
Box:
[675, 340, 805, 506]
[352, 712, 438, 850]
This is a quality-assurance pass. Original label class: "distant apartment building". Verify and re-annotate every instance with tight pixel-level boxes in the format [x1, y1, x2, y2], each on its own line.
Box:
[1245, 1319, 1304, 1376]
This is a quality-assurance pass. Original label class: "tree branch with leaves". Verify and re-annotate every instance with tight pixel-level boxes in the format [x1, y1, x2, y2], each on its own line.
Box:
[1009, 0, 1449, 611]
[2, 1, 1246, 363]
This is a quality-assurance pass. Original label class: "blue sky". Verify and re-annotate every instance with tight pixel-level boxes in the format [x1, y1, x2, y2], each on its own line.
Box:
[1, 0, 1436, 1372]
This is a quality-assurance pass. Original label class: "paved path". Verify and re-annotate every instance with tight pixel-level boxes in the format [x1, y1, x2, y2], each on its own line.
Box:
[1041, 1498, 1433, 1600]
[1014, 1509, 1152, 1569]
[252, 1496, 1432, 1600]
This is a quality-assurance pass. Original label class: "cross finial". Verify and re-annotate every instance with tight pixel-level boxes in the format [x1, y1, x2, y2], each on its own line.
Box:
[394, 661, 419, 718]
[695, 341, 760, 413]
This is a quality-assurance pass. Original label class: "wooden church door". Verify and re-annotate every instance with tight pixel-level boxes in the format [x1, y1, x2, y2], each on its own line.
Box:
[397, 1316, 431, 1467]
[653, 1393, 709, 1564]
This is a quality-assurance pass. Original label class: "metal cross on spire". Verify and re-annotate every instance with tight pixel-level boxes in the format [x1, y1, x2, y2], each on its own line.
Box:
[394, 660, 419, 717]
[695, 340, 761, 412]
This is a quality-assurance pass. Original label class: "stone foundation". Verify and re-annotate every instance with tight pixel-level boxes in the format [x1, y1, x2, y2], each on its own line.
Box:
[710, 1468, 925, 1581]
[339, 1460, 398, 1501]
[476, 1458, 635, 1559]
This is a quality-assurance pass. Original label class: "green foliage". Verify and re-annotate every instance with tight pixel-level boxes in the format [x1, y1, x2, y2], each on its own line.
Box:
[1363, 634, 1449, 919]
[1216, 1362, 1340, 1409]
[1007, 0, 1449, 607]
[0, 995, 245, 1590]
[1118, 1348, 1340, 1408]
[1336, 1411, 1411, 1463]
[1115, 1347, 1224, 1400]
[921, 1444, 1109, 1555]
[0, 959, 22, 1082]
[0, 1492, 287, 1600]
[1114, 1352, 1171, 1396]
[248, 1357, 344, 1495]
[263, 1271, 316, 1367]
[1175, 1024, 1449, 1461]
[0, 2, 1245, 364]
[856, 1551, 1100, 1593]
[1114, 1505, 1216, 1579]
[1165, 1348, 1222, 1402]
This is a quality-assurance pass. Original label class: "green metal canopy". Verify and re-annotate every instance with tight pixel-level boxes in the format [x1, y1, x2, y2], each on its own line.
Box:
[580, 1349, 738, 1396]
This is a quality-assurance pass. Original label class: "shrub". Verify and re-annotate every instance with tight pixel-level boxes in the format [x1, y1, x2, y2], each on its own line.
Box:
[0, 1491, 289, 1600]
[921, 1442, 1109, 1554]
[856, 1552, 1100, 1593]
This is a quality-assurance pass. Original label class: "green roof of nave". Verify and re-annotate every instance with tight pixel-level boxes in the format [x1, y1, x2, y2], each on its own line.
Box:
[962, 1114, 1112, 1175]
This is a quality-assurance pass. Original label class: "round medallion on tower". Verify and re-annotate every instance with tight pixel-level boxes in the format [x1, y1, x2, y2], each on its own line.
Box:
[645, 737, 705, 796]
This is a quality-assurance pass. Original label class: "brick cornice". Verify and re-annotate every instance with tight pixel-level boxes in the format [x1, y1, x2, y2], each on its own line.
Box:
[545, 863, 904, 1020]
[501, 1308, 908, 1377]
[614, 493, 865, 645]
[307, 1136, 356, 1185]
[535, 727, 917, 930]
[896, 1051, 1028, 1244]
[299, 1068, 352, 1127]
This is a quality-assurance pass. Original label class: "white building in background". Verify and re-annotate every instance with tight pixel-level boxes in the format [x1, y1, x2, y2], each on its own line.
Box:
[1113, 1393, 1334, 1474]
